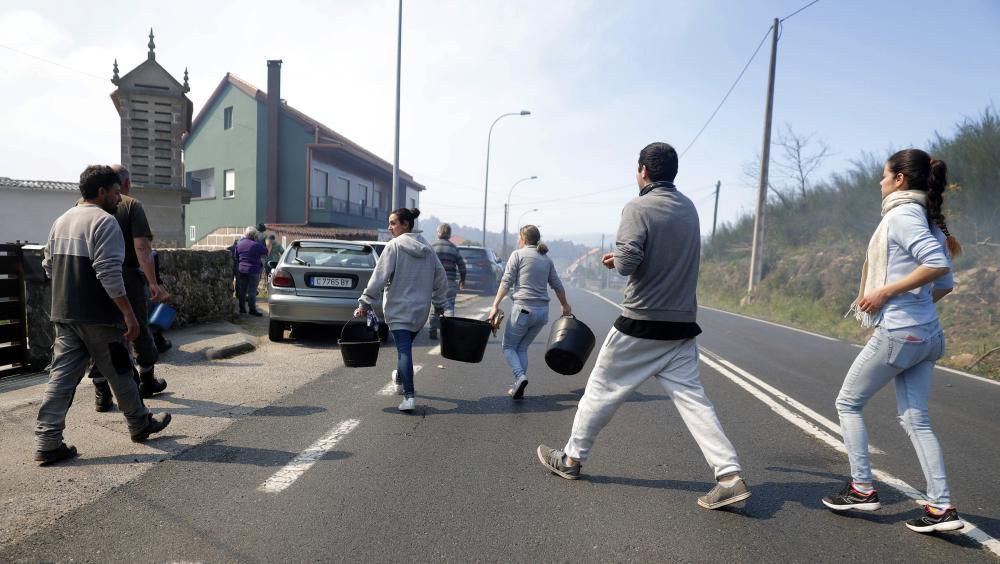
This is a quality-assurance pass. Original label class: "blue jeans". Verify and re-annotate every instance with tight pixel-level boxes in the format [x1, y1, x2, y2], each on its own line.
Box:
[835, 322, 950, 505]
[392, 329, 418, 398]
[501, 304, 549, 384]
[429, 282, 459, 331]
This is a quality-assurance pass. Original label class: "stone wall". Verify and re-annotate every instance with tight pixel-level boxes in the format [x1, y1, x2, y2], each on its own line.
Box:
[22, 248, 235, 370]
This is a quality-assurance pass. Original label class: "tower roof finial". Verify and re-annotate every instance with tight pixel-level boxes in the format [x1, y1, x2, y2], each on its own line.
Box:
[183, 67, 190, 92]
[148, 28, 155, 60]
[112, 58, 120, 84]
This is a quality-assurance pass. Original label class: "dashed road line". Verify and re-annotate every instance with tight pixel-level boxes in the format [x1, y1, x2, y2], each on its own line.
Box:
[258, 418, 360, 493]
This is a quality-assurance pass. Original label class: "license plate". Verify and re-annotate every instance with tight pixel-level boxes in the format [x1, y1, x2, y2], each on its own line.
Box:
[312, 277, 353, 288]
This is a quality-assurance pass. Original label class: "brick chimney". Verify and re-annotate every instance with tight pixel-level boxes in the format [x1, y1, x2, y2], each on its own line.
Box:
[266, 59, 282, 223]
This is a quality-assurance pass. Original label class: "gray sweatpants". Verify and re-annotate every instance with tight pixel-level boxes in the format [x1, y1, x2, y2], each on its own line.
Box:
[35, 322, 150, 451]
[563, 328, 742, 478]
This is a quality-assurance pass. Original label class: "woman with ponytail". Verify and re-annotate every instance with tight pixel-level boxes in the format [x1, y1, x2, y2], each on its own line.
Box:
[355, 208, 448, 412]
[823, 149, 964, 534]
[488, 224, 571, 399]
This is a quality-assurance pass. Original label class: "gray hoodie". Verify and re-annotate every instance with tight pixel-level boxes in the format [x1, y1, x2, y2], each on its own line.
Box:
[359, 232, 448, 332]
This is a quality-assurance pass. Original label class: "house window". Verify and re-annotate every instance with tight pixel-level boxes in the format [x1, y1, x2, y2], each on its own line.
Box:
[189, 225, 196, 242]
[224, 107, 233, 130]
[311, 168, 329, 209]
[334, 177, 350, 200]
[224, 169, 236, 198]
[188, 168, 215, 199]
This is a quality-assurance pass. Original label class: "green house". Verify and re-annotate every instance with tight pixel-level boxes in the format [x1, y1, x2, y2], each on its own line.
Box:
[182, 60, 424, 248]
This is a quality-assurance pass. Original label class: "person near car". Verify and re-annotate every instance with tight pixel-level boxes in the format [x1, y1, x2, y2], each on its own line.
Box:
[35, 165, 171, 465]
[429, 223, 466, 340]
[87, 164, 169, 411]
[821, 149, 964, 534]
[488, 225, 571, 400]
[355, 208, 448, 412]
[264, 234, 284, 278]
[235, 226, 268, 316]
[535, 142, 751, 511]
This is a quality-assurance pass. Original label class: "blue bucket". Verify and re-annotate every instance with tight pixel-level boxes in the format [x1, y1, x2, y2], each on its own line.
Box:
[149, 303, 177, 330]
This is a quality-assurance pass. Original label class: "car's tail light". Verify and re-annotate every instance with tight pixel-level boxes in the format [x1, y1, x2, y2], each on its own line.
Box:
[272, 269, 295, 287]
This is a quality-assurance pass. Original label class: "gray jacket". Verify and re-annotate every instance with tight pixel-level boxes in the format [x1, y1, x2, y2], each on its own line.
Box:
[501, 246, 564, 308]
[360, 233, 448, 332]
[615, 181, 700, 322]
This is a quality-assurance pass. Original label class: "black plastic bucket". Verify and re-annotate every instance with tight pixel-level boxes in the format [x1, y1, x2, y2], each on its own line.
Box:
[338, 320, 381, 367]
[440, 316, 492, 363]
[544, 315, 596, 375]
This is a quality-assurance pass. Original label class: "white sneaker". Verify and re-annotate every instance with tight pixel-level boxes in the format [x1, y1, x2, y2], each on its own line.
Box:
[391, 370, 403, 394]
[511, 375, 529, 400]
[398, 397, 416, 412]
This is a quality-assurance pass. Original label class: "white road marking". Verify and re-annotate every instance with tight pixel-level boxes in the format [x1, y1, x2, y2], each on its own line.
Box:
[258, 418, 360, 493]
[378, 365, 422, 395]
[580, 288, 1000, 555]
[699, 304, 840, 342]
[427, 345, 441, 356]
[937, 365, 1000, 387]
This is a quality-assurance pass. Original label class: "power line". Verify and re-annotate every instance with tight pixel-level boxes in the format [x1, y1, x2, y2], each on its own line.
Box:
[781, 0, 820, 22]
[678, 26, 773, 159]
[0, 43, 107, 81]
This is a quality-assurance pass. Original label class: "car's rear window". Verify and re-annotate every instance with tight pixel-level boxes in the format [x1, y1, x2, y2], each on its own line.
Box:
[290, 246, 375, 268]
[458, 249, 487, 261]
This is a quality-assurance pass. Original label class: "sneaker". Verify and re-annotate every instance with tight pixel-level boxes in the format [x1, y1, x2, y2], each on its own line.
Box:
[822, 482, 881, 511]
[536, 444, 581, 480]
[391, 370, 403, 395]
[35, 443, 78, 466]
[511, 375, 529, 400]
[905, 506, 964, 533]
[429, 329, 438, 340]
[398, 397, 416, 412]
[698, 477, 752, 509]
[94, 380, 114, 412]
[130, 413, 172, 443]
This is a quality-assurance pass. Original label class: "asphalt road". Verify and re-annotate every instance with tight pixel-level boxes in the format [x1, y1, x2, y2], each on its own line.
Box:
[3, 287, 998, 562]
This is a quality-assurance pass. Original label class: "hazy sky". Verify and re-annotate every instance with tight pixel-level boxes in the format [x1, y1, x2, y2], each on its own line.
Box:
[1, 0, 998, 243]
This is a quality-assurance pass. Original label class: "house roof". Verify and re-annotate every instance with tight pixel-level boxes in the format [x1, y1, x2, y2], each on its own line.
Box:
[0, 177, 77, 192]
[189, 73, 424, 191]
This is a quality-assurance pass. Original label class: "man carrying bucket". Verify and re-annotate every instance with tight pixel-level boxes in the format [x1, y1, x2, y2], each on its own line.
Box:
[87, 164, 169, 411]
[536, 142, 751, 510]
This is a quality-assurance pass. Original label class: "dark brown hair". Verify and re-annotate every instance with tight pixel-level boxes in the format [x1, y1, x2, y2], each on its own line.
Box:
[887, 149, 962, 256]
[390, 207, 420, 232]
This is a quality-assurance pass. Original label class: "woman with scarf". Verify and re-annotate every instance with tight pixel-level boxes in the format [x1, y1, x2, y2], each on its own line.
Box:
[488, 225, 571, 400]
[355, 208, 448, 412]
[822, 149, 964, 534]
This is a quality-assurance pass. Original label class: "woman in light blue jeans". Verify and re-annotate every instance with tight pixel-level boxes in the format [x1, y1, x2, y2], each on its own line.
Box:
[489, 225, 571, 400]
[823, 149, 965, 534]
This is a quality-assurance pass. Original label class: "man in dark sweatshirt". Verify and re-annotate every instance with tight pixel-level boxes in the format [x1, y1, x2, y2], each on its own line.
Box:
[89, 164, 168, 411]
[35, 165, 171, 465]
[537, 142, 750, 510]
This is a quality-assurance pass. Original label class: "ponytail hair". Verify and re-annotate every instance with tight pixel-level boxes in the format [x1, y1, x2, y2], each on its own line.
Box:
[887, 149, 962, 257]
[390, 207, 420, 232]
[519, 224, 548, 254]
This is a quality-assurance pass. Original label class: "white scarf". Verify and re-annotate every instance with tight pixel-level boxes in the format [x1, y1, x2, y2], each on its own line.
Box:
[846, 190, 928, 327]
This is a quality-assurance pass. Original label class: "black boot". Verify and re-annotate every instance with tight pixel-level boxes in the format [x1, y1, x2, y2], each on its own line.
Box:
[130, 413, 172, 443]
[138, 367, 168, 398]
[94, 380, 114, 412]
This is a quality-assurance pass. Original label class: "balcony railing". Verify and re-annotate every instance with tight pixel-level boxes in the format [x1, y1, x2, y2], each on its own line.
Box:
[310, 196, 387, 222]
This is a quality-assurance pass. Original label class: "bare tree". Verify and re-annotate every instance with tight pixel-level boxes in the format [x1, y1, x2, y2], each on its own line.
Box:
[742, 123, 831, 203]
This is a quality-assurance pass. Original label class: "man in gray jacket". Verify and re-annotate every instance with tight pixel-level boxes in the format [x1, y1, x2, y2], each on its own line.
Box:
[537, 142, 750, 510]
[35, 165, 171, 465]
[429, 223, 466, 339]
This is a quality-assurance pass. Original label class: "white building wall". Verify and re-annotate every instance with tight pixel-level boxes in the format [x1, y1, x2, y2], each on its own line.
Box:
[0, 190, 79, 244]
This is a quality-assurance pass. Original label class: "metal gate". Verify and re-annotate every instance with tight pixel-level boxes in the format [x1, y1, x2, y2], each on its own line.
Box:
[0, 243, 28, 376]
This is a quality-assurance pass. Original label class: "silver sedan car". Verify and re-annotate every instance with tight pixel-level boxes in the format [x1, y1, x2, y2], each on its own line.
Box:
[267, 239, 385, 342]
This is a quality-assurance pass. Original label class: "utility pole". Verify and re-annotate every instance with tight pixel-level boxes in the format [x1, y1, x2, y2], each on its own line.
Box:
[391, 0, 403, 212]
[746, 17, 779, 303]
[711, 180, 721, 242]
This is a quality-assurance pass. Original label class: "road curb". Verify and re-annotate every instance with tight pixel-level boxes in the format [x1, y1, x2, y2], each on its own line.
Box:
[204, 338, 257, 360]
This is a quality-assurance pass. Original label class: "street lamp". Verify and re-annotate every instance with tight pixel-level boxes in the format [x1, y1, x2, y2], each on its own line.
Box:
[516, 208, 539, 229]
[502, 175, 538, 259]
[482, 110, 531, 247]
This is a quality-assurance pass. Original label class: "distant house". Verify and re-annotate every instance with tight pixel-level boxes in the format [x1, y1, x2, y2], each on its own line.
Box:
[0, 177, 78, 244]
[182, 60, 425, 249]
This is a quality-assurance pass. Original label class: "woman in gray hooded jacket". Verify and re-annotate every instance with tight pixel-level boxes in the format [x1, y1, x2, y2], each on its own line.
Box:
[355, 208, 448, 412]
